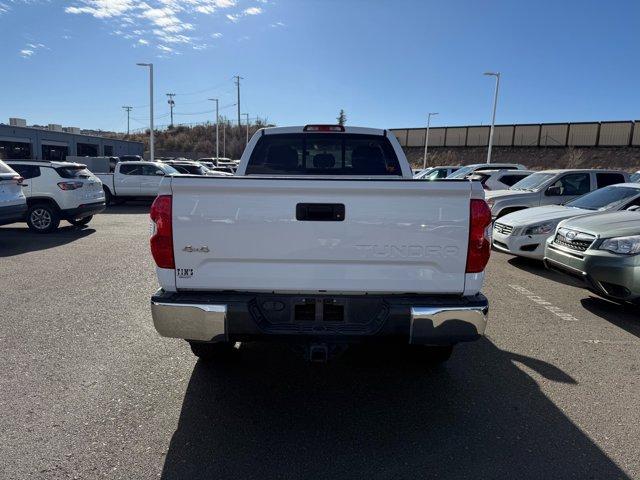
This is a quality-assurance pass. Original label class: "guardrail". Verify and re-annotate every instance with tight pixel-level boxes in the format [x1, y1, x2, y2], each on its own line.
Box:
[391, 120, 640, 149]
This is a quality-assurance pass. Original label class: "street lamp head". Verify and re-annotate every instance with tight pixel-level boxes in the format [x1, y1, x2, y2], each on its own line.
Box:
[429, 112, 439, 116]
[483, 71, 500, 77]
[207, 98, 218, 102]
[136, 63, 151, 67]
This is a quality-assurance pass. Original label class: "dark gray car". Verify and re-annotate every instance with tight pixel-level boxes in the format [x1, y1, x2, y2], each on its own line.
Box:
[544, 210, 640, 304]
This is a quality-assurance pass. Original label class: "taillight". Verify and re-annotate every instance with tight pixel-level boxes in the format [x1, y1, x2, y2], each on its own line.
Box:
[57, 181, 83, 190]
[466, 199, 492, 273]
[150, 195, 175, 269]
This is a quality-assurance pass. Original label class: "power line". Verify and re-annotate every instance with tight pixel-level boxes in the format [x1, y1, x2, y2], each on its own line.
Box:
[166, 93, 176, 127]
[122, 106, 132, 135]
[233, 75, 243, 126]
[173, 78, 233, 96]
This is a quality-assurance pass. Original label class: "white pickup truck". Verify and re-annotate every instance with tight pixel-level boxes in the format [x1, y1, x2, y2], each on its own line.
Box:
[149, 125, 491, 363]
[96, 161, 180, 204]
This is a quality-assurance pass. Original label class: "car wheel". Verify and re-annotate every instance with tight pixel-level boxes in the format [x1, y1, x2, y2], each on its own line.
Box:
[188, 341, 237, 362]
[103, 187, 112, 205]
[26, 204, 60, 233]
[69, 215, 93, 227]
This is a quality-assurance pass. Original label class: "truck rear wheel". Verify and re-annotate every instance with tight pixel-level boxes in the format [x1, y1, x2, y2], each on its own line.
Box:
[188, 341, 237, 362]
[411, 345, 454, 364]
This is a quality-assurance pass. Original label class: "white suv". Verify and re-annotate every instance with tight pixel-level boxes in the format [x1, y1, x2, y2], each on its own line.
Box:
[0, 160, 27, 227]
[7, 161, 106, 233]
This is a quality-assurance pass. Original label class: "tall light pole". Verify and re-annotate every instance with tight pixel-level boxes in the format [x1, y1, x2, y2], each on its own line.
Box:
[484, 71, 500, 164]
[136, 63, 154, 161]
[422, 112, 438, 170]
[223, 122, 226, 158]
[242, 113, 249, 146]
[208, 98, 219, 159]
[122, 106, 132, 136]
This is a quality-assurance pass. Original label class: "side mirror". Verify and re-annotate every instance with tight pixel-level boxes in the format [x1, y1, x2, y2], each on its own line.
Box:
[546, 185, 562, 196]
[626, 205, 640, 212]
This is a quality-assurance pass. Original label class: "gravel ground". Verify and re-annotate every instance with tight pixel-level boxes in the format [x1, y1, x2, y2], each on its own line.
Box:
[0, 204, 638, 479]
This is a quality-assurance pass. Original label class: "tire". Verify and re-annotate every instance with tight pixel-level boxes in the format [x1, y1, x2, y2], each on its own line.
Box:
[69, 215, 93, 227]
[103, 187, 113, 206]
[188, 341, 237, 362]
[26, 203, 60, 233]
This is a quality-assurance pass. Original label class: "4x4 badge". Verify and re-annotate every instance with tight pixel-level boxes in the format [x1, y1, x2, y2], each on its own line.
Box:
[182, 245, 210, 253]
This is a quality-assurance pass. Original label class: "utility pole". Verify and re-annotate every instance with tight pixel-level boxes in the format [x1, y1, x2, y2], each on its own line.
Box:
[136, 62, 154, 161]
[233, 75, 243, 126]
[484, 71, 501, 164]
[422, 112, 438, 170]
[208, 98, 219, 159]
[243, 113, 249, 146]
[223, 122, 226, 158]
[166, 93, 176, 127]
[122, 106, 132, 136]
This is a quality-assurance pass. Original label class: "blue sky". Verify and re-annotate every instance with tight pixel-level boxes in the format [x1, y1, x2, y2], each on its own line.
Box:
[1, 0, 639, 132]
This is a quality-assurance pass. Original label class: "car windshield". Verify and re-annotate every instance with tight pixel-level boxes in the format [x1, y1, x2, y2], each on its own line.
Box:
[509, 172, 556, 191]
[566, 186, 640, 211]
[161, 165, 180, 175]
[447, 166, 477, 179]
[414, 168, 433, 179]
[631, 173, 640, 182]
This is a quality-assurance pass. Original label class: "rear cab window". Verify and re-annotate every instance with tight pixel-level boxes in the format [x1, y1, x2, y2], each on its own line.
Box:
[596, 172, 626, 188]
[245, 133, 402, 176]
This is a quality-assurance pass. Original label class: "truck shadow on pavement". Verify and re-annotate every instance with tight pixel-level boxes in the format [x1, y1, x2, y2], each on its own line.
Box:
[580, 296, 640, 338]
[161, 339, 629, 480]
[0, 226, 95, 257]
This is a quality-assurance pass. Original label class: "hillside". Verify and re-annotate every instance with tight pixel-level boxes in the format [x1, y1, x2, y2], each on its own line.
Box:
[123, 118, 272, 159]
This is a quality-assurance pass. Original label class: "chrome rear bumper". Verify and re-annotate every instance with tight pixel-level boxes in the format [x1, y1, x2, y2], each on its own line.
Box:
[151, 290, 489, 345]
[151, 301, 227, 341]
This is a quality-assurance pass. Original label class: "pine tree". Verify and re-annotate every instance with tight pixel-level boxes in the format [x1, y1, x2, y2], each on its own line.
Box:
[337, 109, 347, 126]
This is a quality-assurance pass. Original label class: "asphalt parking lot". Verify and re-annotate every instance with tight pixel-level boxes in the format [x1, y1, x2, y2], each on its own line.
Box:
[1, 204, 639, 480]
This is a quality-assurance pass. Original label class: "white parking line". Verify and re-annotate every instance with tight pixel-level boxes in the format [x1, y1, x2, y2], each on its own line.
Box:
[508, 284, 580, 322]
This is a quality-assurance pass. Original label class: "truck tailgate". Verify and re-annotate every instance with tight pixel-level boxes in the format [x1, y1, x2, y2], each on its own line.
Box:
[170, 177, 472, 294]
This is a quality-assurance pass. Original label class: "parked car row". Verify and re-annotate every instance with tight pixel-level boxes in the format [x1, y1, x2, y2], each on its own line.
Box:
[489, 173, 640, 305]
[1, 159, 106, 233]
[0, 154, 241, 232]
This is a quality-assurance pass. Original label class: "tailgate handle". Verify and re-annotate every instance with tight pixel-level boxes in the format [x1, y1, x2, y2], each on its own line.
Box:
[296, 203, 345, 221]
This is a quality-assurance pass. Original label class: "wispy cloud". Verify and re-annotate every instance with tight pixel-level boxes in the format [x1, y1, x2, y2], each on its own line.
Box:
[243, 6, 261, 15]
[19, 41, 47, 58]
[61, 0, 259, 52]
[7, 1, 271, 55]
[226, 4, 262, 23]
[270, 21, 285, 28]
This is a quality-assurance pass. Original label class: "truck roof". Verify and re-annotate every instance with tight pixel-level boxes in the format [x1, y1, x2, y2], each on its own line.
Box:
[262, 126, 387, 136]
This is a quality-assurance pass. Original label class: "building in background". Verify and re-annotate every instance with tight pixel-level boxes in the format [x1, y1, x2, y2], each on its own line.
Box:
[0, 118, 143, 161]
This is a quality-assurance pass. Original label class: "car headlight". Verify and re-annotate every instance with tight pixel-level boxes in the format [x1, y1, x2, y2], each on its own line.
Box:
[524, 223, 555, 235]
[599, 235, 640, 255]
